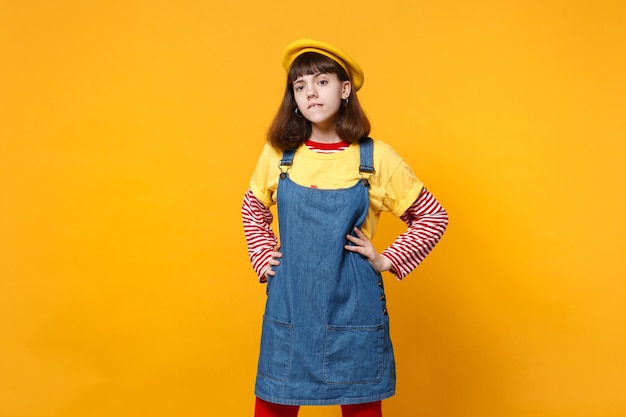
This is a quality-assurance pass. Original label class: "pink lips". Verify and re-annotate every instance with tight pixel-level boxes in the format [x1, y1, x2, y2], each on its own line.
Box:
[308, 103, 322, 109]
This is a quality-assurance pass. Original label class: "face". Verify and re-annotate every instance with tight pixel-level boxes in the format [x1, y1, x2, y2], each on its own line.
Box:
[293, 72, 351, 130]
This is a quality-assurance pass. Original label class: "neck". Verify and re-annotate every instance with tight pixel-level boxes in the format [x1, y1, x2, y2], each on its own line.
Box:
[310, 125, 342, 144]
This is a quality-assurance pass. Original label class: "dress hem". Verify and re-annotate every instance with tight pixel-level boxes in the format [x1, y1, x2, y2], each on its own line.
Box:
[254, 389, 395, 406]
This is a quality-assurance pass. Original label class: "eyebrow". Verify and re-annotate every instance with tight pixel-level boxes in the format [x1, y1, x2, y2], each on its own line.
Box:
[293, 72, 327, 83]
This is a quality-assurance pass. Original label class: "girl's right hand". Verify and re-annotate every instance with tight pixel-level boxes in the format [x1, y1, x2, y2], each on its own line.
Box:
[264, 244, 282, 280]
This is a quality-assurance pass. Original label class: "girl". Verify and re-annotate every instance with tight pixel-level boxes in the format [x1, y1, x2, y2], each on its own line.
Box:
[242, 39, 448, 417]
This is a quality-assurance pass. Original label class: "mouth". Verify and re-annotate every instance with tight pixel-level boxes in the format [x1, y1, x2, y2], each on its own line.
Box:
[307, 103, 322, 109]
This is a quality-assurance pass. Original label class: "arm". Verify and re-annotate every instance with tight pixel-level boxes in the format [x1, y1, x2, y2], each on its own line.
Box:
[381, 188, 448, 279]
[345, 188, 448, 279]
[241, 189, 279, 283]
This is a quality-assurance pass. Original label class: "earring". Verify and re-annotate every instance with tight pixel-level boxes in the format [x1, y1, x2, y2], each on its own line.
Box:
[343, 98, 349, 106]
[295, 108, 304, 117]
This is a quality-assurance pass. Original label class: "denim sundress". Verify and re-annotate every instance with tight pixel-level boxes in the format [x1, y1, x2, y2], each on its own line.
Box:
[255, 138, 396, 406]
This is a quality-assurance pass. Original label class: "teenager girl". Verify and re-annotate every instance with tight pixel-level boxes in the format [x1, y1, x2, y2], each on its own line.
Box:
[242, 39, 449, 417]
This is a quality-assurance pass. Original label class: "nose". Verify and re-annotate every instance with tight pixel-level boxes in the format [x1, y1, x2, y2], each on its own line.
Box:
[305, 84, 317, 99]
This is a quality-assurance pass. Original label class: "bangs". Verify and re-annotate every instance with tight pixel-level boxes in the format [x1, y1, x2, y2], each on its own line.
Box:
[287, 52, 348, 83]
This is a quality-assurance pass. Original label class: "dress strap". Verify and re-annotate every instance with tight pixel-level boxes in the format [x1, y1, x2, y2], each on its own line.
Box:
[279, 148, 296, 167]
[359, 137, 374, 174]
[279, 148, 296, 179]
[359, 137, 375, 186]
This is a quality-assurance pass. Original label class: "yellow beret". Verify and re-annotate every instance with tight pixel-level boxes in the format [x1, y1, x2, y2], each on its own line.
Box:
[281, 38, 364, 91]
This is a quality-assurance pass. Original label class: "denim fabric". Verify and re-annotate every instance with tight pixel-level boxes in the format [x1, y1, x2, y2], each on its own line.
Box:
[255, 138, 396, 406]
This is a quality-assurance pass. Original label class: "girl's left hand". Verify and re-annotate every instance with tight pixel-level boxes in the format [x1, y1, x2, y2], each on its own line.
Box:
[344, 227, 392, 273]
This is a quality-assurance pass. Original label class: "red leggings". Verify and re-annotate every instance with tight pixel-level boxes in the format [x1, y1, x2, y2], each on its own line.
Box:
[255, 397, 382, 417]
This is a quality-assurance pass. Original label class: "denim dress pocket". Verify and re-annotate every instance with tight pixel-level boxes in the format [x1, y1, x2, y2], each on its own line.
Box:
[323, 324, 385, 384]
[258, 315, 292, 382]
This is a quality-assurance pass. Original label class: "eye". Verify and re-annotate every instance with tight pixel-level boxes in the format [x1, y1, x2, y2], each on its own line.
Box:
[294, 84, 304, 91]
[318, 79, 328, 85]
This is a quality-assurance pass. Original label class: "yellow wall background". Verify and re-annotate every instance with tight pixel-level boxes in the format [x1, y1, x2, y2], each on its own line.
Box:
[1, 1, 625, 416]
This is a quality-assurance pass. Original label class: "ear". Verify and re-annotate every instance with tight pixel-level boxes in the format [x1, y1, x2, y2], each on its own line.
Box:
[341, 81, 352, 100]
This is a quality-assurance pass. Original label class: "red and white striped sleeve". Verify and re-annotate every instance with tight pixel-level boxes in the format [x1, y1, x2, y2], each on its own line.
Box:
[381, 188, 448, 280]
[242, 189, 278, 282]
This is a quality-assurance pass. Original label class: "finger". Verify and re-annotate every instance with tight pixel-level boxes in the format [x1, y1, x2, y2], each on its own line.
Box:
[344, 244, 366, 254]
[346, 232, 366, 242]
[345, 234, 359, 243]
[344, 244, 358, 252]
[353, 228, 372, 245]
[346, 235, 369, 249]
[268, 258, 281, 266]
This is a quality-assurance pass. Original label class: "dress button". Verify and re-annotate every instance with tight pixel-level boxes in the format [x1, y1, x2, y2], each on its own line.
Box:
[379, 294, 386, 301]
[378, 280, 383, 287]
[382, 308, 388, 316]
[266, 288, 269, 296]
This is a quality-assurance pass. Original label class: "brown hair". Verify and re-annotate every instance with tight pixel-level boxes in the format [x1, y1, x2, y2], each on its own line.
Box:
[267, 52, 370, 150]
